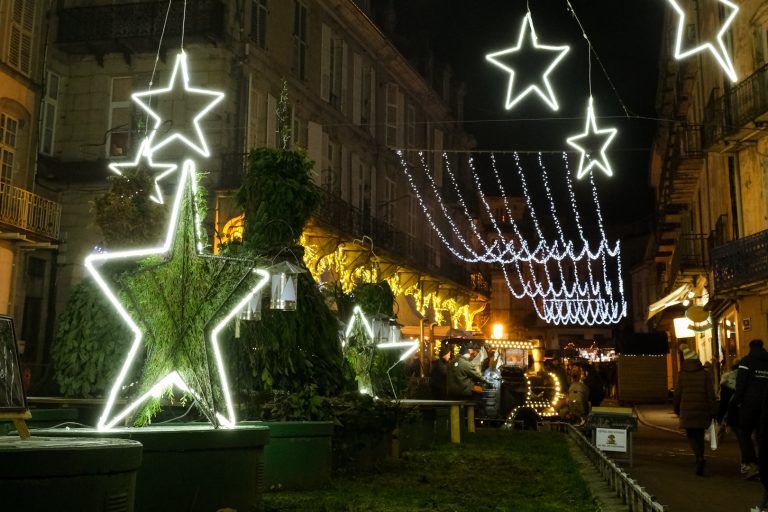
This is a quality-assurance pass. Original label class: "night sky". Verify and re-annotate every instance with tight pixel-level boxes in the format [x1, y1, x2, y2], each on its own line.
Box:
[392, 0, 666, 228]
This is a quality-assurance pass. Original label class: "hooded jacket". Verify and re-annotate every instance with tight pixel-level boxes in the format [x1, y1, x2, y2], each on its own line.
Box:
[734, 346, 768, 419]
[446, 356, 486, 398]
[674, 359, 715, 429]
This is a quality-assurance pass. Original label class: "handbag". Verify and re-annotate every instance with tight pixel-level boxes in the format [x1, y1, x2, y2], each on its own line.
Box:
[709, 420, 718, 451]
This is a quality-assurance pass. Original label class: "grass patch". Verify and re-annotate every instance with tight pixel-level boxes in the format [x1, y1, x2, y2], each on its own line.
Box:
[264, 429, 599, 511]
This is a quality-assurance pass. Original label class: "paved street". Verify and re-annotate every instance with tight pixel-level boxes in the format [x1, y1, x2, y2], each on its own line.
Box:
[623, 405, 763, 512]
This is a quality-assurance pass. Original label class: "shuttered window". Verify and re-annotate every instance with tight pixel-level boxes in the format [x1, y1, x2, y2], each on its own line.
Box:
[8, 0, 35, 76]
[0, 114, 19, 183]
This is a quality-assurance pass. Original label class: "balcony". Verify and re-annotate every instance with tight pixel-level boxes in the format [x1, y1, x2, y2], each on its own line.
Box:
[56, 0, 225, 61]
[0, 182, 61, 242]
[657, 124, 705, 211]
[712, 229, 768, 295]
[703, 62, 768, 152]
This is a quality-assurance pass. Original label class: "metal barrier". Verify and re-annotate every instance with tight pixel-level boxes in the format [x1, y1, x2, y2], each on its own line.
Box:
[552, 422, 668, 512]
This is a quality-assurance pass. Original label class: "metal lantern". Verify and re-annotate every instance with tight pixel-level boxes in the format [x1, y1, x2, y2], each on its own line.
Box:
[268, 261, 306, 311]
[370, 315, 402, 345]
[239, 288, 263, 321]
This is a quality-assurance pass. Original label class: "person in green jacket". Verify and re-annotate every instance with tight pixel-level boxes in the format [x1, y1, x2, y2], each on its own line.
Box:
[447, 345, 489, 399]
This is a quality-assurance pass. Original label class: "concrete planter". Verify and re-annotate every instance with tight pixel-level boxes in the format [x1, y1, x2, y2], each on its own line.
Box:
[33, 424, 270, 512]
[245, 421, 333, 490]
[0, 436, 142, 512]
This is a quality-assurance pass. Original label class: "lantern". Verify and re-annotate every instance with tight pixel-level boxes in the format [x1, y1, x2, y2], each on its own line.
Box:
[268, 261, 306, 311]
[239, 288, 263, 321]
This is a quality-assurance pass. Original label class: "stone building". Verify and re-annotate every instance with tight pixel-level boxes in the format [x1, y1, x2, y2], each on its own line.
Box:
[33, 0, 490, 383]
[638, 0, 768, 381]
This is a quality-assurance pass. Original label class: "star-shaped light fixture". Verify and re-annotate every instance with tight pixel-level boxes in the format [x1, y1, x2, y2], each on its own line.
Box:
[377, 340, 419, 362]
[668, 0, 739, 82]
[486, 12, 570, 111]
[133, 51, 225, 158]
[566, 97, 618, 180]
[87, 161, 269, 431]
[108, 138, 178, 204]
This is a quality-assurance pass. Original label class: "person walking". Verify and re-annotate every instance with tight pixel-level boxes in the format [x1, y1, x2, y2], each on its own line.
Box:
[757, 385, 768, 512]
[674, 343, 715, 476]
[734, 339, 768, 480]
[716, 359, 744, 472]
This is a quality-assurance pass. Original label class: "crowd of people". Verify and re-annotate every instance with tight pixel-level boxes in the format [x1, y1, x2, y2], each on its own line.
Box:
[674, 339, 768, 511]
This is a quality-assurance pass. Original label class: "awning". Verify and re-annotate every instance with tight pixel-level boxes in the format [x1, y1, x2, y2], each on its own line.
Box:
[647, 283, 693, 320]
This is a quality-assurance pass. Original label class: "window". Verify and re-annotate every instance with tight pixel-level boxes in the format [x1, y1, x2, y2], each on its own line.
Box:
[250, 0, 268, 49]
[408, 194, 417, 238]
[8, 0, 34, 76]
[384, 176, 395, 225]
[0, 114, 19, 183]
[329, 38, 345, 110]
[107, 77, 133, 157]
[41, 71, 59, 156]
[290, 106, 307, 149]
[386, 83, 398, 147]
[361, 64, 375, 128]
[322, 138, 339, 194]
[292, 1, 308, 80]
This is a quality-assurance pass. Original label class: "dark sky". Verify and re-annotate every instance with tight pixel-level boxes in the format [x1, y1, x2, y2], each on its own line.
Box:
[390, 0, 665, 227]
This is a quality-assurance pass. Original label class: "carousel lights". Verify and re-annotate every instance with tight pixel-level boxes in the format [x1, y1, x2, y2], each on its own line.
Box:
[667, 0, 739, 83]
[485, 12, 570, 111]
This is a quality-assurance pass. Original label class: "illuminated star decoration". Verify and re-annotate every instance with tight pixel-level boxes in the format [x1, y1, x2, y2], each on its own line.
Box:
[108, 138, 178, 204]
[566, 97, 618, 180]
[485, 12, 570, 111]
[87, 160, 270, 430]
[668, 0, 738, 82]
[377, 340, 419, 362]
[133, 51, 225, 158]
[343, 305, 375, 348]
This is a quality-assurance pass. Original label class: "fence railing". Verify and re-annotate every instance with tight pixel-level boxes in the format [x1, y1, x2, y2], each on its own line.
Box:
[0, 181, 61, 240]
[553, 423, 668, 512]
[712, 228, 768, 293]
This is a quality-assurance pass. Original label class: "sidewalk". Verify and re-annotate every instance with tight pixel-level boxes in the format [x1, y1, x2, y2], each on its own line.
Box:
[625, 404, 763, 512]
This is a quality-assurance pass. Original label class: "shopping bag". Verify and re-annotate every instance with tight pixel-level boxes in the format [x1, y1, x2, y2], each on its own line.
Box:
[709, 420, 718, 451]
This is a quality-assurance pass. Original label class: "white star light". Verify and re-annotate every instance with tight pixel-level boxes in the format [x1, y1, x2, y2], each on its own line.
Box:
[668, 0, 738, 83]
[87, 160, 270, 431]
[486, 12, 570, 111]
[377, 340, 419, 362]
[343, 305, 375, 347]
[566, 97, 618, 180]
[108, 138, 178, 204]
[133, 51, 225, 158]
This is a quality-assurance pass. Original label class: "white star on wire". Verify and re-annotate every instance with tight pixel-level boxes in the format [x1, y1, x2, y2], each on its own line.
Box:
[566, 97, 618, 180]
[133, 51, 225, 158]
[377, 340, 419, 362]
[86, 161, 270, 431]
[668, 0, 738, 82]
[108, 138, 177, 204]
[485, 12, 570, 111]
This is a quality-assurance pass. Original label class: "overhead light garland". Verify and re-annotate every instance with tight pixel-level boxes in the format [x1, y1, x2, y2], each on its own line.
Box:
[486, 12, 570, 111]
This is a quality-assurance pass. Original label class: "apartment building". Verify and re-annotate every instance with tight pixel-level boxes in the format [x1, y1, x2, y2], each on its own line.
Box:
[38, 0, 490, 363]
[0, 0, 62, 381]
[639, 0, 768, 381]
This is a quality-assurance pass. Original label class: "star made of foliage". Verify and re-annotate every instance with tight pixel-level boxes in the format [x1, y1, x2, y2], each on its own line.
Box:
[87, 164, 268, 429]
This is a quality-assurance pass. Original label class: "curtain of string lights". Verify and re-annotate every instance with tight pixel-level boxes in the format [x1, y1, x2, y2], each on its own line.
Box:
[397, 150, 626, 326]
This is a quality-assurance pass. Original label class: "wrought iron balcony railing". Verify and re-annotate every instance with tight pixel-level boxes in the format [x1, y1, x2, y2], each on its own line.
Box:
[703, 62, 768, 149]
[712, 228, 768, 294]
[0, 182, 61, 240]
[56, 0, 225, 52]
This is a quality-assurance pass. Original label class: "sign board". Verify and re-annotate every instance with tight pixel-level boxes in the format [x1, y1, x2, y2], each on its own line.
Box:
[585, 408, 638, 431]
[0, 315, 26, 412]
[595, 428, 627, 453]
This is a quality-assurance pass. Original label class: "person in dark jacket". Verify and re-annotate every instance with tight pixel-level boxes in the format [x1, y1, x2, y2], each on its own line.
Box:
[446, 346, 488, 399]
[581, 362, 605, 407]
[716, 360, 744, 471]
[758, 386, 768, 512]
[430, 345, 452, 399]
[674, 344, 715, 476]
[734, 339, 768, 479]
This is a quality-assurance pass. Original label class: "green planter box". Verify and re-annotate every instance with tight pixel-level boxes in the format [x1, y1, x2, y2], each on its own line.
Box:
[245, 421, 333, 490]
[1, 407, 79, 435]
[0, 436, 142, 512]
[31, 424, 270, 512]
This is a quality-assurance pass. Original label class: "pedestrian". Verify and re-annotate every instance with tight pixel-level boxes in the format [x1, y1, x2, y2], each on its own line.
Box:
[734, 339, 768, 480]
[430, 344, 452, 399]
[673, 343, 715, 476]
[758, 385, 768, 512]
[581, 362, 605, 407]
[716, 359, 743, 471]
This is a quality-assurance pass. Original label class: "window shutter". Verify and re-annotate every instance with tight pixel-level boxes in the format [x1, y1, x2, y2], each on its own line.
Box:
[396, 90, 405, 148]
[369, 68, 376, 136]
[351, 152, 360, 208]
[8, 0, 34, 75]
[352, 53, 362, 126]
[321, 24, 331, 102]
[754, 26, 765, 68]
[433, 128, 444, 186]
[307, 121, 323, 185]
[341, 41, 349, 115]
[341, 145, 349, 200]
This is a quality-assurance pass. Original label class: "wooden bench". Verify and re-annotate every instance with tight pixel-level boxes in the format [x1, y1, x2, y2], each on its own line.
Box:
[396, 399, 476, 444]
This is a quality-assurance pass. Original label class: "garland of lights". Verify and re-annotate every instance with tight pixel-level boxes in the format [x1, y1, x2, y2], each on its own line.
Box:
[397, 151, 626, 325]
[89, 51, 269, 430]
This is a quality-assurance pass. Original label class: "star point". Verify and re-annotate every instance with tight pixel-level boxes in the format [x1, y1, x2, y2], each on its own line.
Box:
[667, 0, 739, 82]
[566, 97, 618, 180]
[108, 138, 178, 204]
[486, 12, 570, 111]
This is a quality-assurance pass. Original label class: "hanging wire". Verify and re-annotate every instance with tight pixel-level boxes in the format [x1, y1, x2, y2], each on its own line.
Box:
[181, 0, 188, 50]
[142, 0, 174, 138]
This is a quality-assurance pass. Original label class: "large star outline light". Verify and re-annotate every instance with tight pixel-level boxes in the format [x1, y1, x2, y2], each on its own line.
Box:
[133, 51, 225, 158]
[668, 0, 739, 82]
[108, 138, 177, 204]
[88, 161, 269, 431]
[566, 97, 618, 180]
[486, 12, 570, 111]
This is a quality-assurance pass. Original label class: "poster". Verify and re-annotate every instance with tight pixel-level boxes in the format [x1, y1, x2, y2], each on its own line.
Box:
[595, 427, 627, 453]
[0, 316, 26, 411]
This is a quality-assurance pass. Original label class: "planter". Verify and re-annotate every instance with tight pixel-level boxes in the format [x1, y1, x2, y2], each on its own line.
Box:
[245, 421, 333, 490]
[1, 407, 79, 435]
[31, 424, 270, 512]
[0, 436, 142, 511]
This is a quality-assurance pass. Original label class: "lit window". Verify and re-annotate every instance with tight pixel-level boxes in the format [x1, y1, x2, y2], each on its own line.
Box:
[292, 1, 308, 80]
[0, 113, 19, 183]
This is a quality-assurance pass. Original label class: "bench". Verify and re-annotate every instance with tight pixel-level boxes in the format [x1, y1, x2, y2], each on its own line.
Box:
[396, 399, 477, 444]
